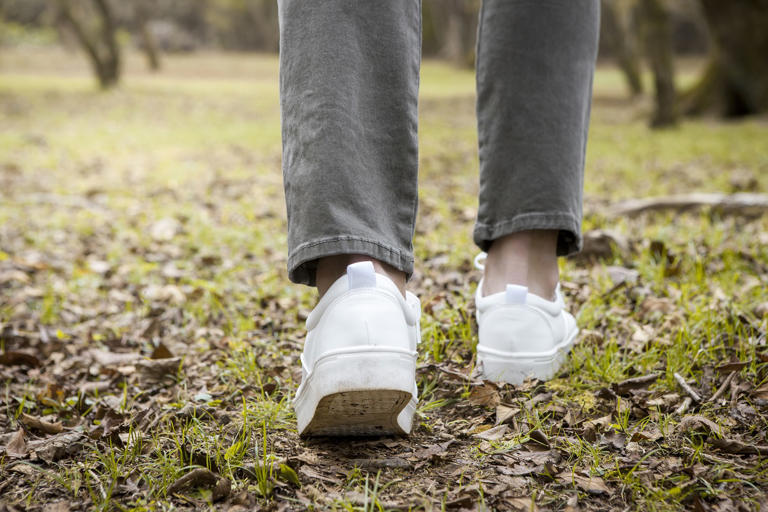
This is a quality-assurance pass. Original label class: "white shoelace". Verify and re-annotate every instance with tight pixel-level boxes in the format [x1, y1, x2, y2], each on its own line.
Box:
[473, 252, 487, 271]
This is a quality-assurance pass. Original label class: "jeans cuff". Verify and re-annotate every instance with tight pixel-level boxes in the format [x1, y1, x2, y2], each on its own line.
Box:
[288, 236, 414, 286]
[473, 212, 582, 256]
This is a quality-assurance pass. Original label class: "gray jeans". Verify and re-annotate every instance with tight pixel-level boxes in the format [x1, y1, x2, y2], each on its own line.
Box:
[279, 0, 600, 286]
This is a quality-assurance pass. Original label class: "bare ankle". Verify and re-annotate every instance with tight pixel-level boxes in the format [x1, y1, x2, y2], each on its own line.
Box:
[316, 254, 406, 299]
[483, 230, 559, 300]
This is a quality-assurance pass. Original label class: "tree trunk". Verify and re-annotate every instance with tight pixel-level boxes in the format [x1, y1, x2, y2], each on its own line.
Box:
[639, 0, 678, 127]
[139, 22, 161, 71]
[57, 0, 121, 89]
[261, 0, 280, 53]
[683, 0, 768, 117]
[439, 0, 478, 68]
[421, 0, 443, 56]
[246, 0, 280, 53]
[601, 0, 644, 97]
[93, 0, 120, 87]
[136, 1, 161, 72]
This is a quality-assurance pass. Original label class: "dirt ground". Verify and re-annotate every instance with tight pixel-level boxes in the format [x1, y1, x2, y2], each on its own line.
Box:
[1, 49, 767, 511]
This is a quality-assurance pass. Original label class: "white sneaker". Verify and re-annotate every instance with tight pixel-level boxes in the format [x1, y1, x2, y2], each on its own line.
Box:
[293, 261, 420, 436]
[474, 253, 578, 385]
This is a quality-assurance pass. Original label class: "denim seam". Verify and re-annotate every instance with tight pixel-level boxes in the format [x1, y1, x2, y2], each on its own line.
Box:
[291, 236, 413, 260]
[288, 236, 414, 286]
[474, 211, 582, 256]
[474, 211, 579, 231]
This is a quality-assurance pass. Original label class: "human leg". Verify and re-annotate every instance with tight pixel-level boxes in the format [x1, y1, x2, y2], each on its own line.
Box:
[473, 0, 600, 384]
[475, 0, 600, 299]
[278, 0, 422, 435]
[482, 230, 559, 300]
[279, 0, 420, 290]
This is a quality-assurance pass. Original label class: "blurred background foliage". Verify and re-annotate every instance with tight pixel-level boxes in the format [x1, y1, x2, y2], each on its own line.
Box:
[1, 0, 767, 125]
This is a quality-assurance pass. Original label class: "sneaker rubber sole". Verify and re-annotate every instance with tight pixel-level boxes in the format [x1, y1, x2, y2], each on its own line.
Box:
[477, 327, 578, 385]
[302, 389, 413, 436]
[294, 348, 417, 437]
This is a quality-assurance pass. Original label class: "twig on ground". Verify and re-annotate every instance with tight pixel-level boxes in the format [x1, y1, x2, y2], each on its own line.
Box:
[707, 371, 735, 403]
[674, 372, 702, 403]
[679, 446, 749, 470]
[675, 397, 692, 415]
[606, 193, 768, 217]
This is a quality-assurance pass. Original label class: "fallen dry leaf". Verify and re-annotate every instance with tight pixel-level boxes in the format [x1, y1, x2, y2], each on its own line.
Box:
[0, 351, 41, 367]
[630, 425, 663, 443]
[42, 502, 70, 512]
[9, 463, 37, 477]
[5, 428, 27, 458]
[677, 415, 721, 436]
[606, 265, 639, 286]
[150, 343, 174, 359]
[142, 284, 186, 304]
[753, 383, 768, 401]
[349, 457, 410, 470]
[0, 269, 30, 284]
[583, 414, 612, 431]
[473, 424, 509, 441]
[299, 465, 342, 485]
[89, 408, 126, 439]
[512, 450, 561, 466]
[495, 404, 520, 426]
[715, 360, 751, 374]
[629, 325, 654, 351]
[708, 437, 768, 455]
[468, 382, 501, 408]
[640, 296, 676, 316]
[499, 462, 540, 477]
[20, 413, 63, 435]
[89, 348, 141, 366]
[558, 472, 610, 495]
[579, 329, 605, 346]
[581, 424, 597, 443]
[27, 431, 86, 462]
[506, 497, 537, 511]
[87, 259, 111, 275]
[602, 431, 627, 451]
[149, 217, 182, 241]
[167, 467, 230, 502]
[526, 429, 550, 449]
[137, 357, 182, 382]
[408, 440, 453, 461]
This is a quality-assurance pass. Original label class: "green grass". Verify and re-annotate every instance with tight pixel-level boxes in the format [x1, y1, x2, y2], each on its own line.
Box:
[0, 48, 767, 510]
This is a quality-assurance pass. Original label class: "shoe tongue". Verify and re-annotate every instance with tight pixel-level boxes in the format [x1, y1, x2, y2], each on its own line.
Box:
[505, 284, 528, 304]
[347, 261, 377, 289]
